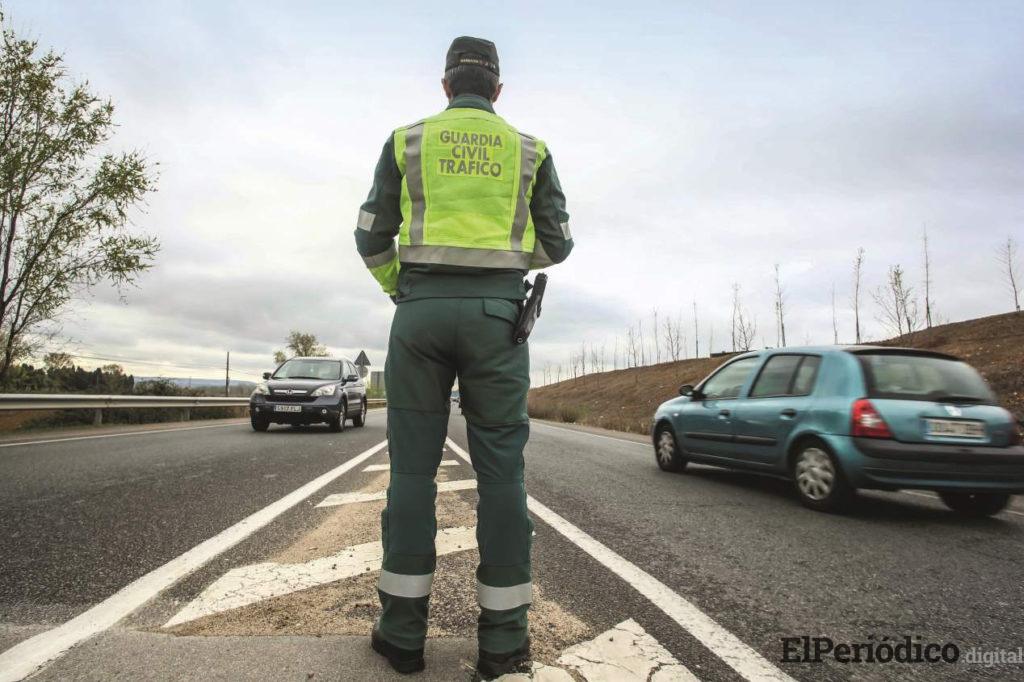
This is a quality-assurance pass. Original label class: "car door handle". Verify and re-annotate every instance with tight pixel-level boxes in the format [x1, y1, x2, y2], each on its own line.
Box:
[718, 409, 731, 417]
[780, 408, 797, 418]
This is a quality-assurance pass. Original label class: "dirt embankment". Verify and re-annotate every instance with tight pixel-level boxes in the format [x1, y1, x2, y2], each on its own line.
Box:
[528, 311, 1024, 435]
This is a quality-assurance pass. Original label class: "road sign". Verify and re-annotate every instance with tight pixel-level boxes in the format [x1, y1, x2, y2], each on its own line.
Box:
[354, 350, 370, 367]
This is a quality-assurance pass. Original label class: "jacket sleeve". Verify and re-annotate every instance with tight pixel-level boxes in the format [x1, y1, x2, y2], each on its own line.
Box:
[354, 135, 403, 295]
[528, 149, 573, 269]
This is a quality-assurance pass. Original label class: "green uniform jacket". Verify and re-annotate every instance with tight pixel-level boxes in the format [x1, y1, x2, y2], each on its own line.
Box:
[355, 94, 573, 301]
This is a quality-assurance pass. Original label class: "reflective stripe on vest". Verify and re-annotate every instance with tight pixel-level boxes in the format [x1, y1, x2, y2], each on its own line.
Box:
[394, 109, 546, 269]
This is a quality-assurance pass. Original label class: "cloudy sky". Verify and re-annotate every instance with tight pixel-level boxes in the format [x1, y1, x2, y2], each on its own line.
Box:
[7, 0, 1024, 384]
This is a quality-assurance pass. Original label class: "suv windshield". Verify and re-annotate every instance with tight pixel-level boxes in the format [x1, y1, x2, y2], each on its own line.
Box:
[857, 352, 995, 403]
[273, 359, 342, 381]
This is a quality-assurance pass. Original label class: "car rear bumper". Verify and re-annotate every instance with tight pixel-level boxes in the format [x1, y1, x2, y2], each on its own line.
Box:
[828, 435, 1024, 493]
[250, 398, 343, 423]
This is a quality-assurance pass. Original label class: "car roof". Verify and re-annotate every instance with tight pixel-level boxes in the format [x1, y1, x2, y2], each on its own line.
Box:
[288, 356, 354, 363]
[728, 345, 960, 361]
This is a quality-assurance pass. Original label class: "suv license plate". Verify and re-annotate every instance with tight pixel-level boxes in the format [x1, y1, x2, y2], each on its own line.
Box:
[925, 419, 985, 438]
[273, 405, 302, 413]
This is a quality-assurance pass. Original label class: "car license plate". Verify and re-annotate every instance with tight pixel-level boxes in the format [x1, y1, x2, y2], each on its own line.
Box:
[273, 405, 302, 413]
[925, 418, 985, 438]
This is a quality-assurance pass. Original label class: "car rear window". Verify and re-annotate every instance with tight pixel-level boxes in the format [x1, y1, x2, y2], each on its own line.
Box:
[857, 353, 995, 403]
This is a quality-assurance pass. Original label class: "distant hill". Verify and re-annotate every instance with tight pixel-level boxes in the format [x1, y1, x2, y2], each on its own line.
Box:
[528, 311, 1024, 434]
[137, 377, 257, 393]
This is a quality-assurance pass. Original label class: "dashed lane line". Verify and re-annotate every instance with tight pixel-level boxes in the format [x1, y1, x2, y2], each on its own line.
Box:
[445, 438, 795, 682]
[0, 421, 248, 449]
[164, 525, 478, 627]
[317, 479, 477, 508]
[0, 439, 389, 682]
[363, 459, 460, 472]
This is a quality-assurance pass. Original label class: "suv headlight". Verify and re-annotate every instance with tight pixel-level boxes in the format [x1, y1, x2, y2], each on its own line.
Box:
[253, 383, 270, 396]
[312, 384, 337, 397]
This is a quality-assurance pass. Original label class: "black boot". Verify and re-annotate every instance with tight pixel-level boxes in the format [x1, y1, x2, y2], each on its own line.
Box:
[475, 638, 531, 680]
[370, 626, 425, 674]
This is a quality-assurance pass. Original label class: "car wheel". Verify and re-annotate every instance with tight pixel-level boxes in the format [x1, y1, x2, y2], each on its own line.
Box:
[791, 442, 853, 512]
[329, 402, 347, 433]
[654, 423, 687, 472]
[251, 415, 269, 432]
[937, 491, 1010, 518]
[352, 399, 367, 427]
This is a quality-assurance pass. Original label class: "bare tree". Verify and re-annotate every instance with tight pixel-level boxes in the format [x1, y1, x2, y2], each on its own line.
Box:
[625, 325, 638, 368]
[708, 325, 715, 356]
[922, 226, 934, 328]
[730, 284, 757, 351]
[773, 264, 787, 347]
[637, 319, 646, 366]
[663, 313, 684, 361]
[831, 284, 839, 344]
[730, 284, 739, 352]
[852, 247, 865, 343]
[692, 300, 700, 358]
[651, 308, 661, 364]
[998, 236, 1021, 312]
[872, 265, 919, 337]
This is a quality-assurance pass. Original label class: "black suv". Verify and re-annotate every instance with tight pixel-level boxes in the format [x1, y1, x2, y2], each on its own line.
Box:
[250, 357, 367, 432]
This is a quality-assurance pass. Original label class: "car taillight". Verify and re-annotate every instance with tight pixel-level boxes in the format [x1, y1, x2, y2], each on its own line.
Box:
[851, 399, 893, 439]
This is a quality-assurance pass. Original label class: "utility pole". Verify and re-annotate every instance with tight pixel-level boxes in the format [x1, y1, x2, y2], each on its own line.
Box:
[225, 351, 230, 397]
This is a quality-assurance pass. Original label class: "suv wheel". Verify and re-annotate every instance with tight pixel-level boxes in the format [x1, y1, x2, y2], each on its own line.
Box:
[792, 442, 853, 512]
[654, 423, 687, 472]
[352, 399, 367, 427]
[937, 491, 1010, 518]
[329, 402, 347, 433]
[251, 414, 269, 432]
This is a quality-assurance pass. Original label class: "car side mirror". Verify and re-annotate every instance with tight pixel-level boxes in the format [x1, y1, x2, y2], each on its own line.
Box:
[679, 384, 695, 397]
[344, 374, 359, 383]
[262, 372, 271, 380]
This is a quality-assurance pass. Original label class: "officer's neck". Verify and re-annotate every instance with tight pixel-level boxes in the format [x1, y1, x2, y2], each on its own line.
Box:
[446, 93, 496, 114]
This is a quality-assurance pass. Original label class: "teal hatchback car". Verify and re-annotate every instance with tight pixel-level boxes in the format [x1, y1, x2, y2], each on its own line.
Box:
[652, 347, 1024, 516]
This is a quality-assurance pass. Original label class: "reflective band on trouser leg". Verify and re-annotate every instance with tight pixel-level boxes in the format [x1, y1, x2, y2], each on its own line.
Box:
[379, 570, 434, 598]
[478, 580, 533, 610]
[510, 134, 538, 251]
[404, 123, 426, 245]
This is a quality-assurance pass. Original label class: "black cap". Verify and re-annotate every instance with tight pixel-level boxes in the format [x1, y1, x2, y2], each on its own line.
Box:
[445, 36, 499, 76]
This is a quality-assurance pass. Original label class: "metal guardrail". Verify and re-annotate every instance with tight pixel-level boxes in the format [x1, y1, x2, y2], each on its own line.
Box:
[0, 394, 387, 410]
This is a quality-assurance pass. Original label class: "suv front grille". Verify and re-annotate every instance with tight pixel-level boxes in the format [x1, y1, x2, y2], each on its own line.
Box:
[267, 392, 316, 403]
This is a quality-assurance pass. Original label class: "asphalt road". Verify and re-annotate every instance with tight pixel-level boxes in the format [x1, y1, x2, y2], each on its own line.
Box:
[1, 413, 1022, 680]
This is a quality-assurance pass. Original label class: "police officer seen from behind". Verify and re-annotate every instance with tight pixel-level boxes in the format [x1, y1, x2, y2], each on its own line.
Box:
[354, 36, 573, 678]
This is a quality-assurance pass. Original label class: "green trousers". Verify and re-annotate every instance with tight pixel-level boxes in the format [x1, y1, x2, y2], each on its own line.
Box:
[378, 297, 533, 654]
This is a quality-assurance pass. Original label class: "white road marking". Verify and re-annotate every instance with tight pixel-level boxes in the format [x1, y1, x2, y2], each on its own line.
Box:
[164, 525, 477, 627]
[316, 479, 477, 508]
[446, 438, 794, 682]
[531, 420, 649, 448]
[363, 459, 459, 472]
[499, 619, 699, 681]
[0, 439, 389, 682]
[557, 618, 699, 681]
[0, 421, 247, 449]
[901, 489, 1024, 517]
